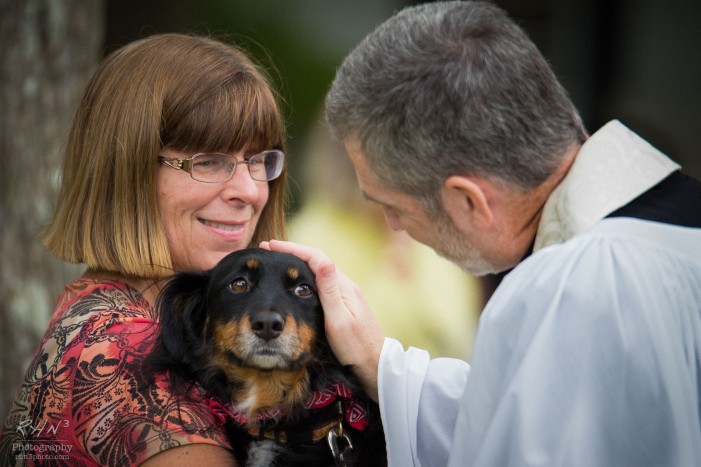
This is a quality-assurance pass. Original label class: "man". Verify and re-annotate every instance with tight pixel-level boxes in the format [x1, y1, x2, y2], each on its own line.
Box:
[265, 1, 701, 465]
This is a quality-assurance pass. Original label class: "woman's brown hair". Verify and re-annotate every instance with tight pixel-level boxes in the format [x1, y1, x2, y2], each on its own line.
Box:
[43, 34, 287, 278]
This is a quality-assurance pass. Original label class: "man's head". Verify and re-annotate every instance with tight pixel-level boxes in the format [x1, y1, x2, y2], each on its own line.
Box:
[326, 1, 585, 274]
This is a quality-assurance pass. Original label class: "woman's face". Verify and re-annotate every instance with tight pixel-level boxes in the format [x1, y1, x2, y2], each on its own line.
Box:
[157, 148, 269, 272]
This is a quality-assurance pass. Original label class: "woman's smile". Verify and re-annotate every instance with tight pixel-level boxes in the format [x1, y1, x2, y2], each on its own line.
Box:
[199, 218, 248, 238]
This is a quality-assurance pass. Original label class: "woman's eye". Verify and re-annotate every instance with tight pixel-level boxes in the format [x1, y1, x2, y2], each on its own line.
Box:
[292, 284, 313, 297]
[247, 156, 262, 167]
[230, 278, 250, 293]
[193, 154, 226, 170]
[195, 159, 221, 169]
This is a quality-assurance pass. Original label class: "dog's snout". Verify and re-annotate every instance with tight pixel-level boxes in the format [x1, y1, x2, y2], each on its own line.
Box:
[251, 311, 285, 341]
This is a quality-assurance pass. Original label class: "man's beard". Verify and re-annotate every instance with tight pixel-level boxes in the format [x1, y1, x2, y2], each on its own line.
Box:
[432, 212, 497, 276]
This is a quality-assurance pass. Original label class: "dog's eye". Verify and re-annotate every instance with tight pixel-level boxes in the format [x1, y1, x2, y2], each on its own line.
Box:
[292, 284, 314, 297]
[230, 278, 250, 293]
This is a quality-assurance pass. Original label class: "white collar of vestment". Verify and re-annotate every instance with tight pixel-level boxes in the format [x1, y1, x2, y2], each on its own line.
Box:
[534, 120, 680, 252]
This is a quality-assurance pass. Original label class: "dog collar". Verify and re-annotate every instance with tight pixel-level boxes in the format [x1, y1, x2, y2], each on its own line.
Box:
[208, 381, 370, 432]
[244, 417, 339, 445]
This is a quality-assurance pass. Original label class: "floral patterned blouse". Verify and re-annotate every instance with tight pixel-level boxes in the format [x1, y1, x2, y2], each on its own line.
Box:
[0, 279, 231, 466]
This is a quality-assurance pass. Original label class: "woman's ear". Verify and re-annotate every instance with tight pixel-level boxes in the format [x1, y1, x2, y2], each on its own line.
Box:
[441, 175, 494, 229]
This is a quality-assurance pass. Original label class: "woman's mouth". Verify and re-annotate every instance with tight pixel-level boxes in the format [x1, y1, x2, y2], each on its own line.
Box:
[199, 219, 247, 239]
[200, 219, 244, 231]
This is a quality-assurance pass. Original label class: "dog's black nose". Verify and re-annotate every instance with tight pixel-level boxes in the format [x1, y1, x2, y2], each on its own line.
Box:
[251, 311, 285, 341]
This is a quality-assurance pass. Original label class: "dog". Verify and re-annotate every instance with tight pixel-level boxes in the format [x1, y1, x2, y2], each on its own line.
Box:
[149, 248, 387, 467]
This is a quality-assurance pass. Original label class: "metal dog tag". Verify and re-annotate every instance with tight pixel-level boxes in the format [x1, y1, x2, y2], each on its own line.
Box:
[327, 425, 354, 466]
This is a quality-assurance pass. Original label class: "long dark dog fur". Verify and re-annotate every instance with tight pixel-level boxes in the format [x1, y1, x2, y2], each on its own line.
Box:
[148, 248, 386, 466]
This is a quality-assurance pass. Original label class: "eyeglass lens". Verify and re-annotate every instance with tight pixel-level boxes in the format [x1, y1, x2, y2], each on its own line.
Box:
[191, 151, 283, 182]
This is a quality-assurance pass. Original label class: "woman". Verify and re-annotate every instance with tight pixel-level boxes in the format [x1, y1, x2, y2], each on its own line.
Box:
[0, 34, 287, 466]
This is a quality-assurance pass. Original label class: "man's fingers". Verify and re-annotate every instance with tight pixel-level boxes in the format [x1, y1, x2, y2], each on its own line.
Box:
[260, 239, 313, 258]
[314, 262, 348, 319]
[260, 239, 335, 276]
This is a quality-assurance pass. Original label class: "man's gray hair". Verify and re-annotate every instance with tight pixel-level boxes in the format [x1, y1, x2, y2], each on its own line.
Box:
[325, 1, 585, 213]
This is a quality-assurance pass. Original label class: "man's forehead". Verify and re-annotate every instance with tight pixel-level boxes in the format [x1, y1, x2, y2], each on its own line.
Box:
[343, 139, 383, 195]
[343, 138, 421, 211]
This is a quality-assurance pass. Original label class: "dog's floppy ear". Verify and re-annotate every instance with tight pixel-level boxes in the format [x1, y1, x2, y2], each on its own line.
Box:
[155, 270, 211, 365]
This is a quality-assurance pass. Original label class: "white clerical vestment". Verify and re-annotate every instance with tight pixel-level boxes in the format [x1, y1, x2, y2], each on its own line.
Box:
[378, 121, 701, 466]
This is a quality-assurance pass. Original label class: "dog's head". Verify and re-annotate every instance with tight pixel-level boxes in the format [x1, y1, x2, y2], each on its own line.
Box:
[154, 248, 328, 411]
[205, 248, 322, 371]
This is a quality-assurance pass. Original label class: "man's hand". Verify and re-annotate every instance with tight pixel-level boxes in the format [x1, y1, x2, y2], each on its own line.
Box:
[260, 239, 385, 401]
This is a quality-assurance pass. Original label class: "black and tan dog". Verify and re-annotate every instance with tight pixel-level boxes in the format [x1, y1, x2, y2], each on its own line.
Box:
[149, 248, 386, 467]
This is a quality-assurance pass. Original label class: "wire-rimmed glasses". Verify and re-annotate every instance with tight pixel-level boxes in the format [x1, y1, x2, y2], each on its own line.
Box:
[158, 150, 285, 183]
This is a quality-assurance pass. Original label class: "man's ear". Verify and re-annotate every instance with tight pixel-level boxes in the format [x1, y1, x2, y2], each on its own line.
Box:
[441, 175, 494, 229]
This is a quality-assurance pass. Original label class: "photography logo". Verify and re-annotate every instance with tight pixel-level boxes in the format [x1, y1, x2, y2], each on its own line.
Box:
[12, 418, 73, 462]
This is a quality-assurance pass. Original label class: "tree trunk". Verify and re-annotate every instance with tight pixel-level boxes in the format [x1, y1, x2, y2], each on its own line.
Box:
[0, 0, 104, 420]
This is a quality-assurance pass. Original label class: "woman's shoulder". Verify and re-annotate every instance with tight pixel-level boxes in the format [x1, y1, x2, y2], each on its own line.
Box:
[54, 278, 155, 322]
[1, 278, 231, 465]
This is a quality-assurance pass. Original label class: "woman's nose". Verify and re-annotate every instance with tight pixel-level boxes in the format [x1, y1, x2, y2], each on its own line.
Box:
[221, 161, 260, 202]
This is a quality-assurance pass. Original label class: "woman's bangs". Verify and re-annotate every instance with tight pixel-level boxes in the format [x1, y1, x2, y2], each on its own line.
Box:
[167, 74, 283, 155]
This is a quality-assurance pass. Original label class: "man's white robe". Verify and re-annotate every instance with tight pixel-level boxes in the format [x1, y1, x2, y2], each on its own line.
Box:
[378, 121, 701, 466]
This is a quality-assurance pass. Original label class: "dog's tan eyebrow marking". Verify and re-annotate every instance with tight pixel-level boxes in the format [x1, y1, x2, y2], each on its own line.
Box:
[287, 267, 299, 280]
[246, 257, 260, 269]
